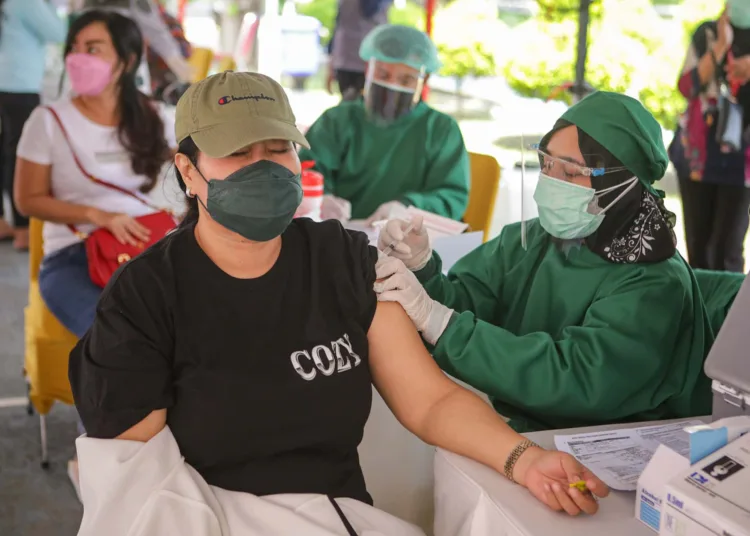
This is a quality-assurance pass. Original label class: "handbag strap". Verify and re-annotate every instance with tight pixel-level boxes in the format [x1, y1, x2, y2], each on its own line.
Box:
[327, 496, 358, 536]
[43, 105, 161, 237]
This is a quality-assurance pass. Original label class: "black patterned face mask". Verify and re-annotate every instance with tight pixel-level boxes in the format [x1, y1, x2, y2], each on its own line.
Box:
[585, 182, 677, 264]
[540, 120, 677, 265]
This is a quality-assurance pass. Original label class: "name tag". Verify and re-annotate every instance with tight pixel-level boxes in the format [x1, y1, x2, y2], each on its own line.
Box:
[94, 151, 130, 164]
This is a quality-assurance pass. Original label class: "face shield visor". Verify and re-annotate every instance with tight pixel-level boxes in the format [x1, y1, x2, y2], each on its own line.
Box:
[364, 58, 426, 125]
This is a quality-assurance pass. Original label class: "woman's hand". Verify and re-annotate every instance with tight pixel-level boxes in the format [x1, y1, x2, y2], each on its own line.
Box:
[717, 9, 734, 56]
[514, 447, 610, 515]
[90, 209, 151, 246]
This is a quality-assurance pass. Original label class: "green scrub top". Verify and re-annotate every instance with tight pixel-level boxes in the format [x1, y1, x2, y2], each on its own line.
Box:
[298, 100, 470, 220]
[416, 219, 714, 432]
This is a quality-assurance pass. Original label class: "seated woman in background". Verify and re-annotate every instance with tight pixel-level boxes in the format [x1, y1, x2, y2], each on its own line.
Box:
[14, 10, 173, 339]
[14, 10, 173, 494]
[68, 71, 608, 536]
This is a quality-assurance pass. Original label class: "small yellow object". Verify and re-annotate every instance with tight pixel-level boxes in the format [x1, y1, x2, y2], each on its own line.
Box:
[569, 481, 588, 493]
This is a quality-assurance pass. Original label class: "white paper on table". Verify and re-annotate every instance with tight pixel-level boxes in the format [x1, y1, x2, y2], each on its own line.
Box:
[554, 420, 704, 491]
[347, 220, 381, 245]
[404, 207, 469, 239]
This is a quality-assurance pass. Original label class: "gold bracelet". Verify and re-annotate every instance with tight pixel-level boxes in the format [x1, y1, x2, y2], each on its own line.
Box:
[503, 439, 540, 484]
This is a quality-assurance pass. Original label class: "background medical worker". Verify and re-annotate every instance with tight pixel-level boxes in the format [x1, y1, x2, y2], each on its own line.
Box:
[375, 92, 715, 432]
[299, 24, 470, 224]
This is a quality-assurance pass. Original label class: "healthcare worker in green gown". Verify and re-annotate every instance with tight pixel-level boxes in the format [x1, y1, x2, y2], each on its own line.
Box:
[374, 91, 715, 432]
[298, 24, 470, 224]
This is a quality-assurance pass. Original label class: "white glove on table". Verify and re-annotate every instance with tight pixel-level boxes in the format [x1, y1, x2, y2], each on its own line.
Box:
[321, 195, 352, 221]
[365, 201, 407, 226]
[377, 216, 432, 271]
[374, 256, 453, 345]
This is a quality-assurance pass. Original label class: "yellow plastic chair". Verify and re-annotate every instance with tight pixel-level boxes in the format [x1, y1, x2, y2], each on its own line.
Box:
[464, 152, 501, 242]
[188, 47, 214, 83]
[217, 55, 237, 73]
[24, 218, 77, 468]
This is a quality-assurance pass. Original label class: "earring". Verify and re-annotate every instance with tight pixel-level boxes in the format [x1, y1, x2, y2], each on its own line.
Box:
[186, 187, 194, 198]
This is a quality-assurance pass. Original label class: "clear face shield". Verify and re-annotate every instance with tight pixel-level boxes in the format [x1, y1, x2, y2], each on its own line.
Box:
[363, 58, 426, 125]
[518, 141, 635, 248]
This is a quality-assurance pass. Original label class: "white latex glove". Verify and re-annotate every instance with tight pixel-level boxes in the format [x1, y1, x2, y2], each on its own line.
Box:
[321, 195, 352, 221]
[377, 216, 432, 271]
[365, 201, 407, 226]
[374, 256, 454, 345]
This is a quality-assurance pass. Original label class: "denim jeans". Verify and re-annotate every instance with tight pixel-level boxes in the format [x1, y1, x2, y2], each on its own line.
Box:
[38, 242, 101, 338]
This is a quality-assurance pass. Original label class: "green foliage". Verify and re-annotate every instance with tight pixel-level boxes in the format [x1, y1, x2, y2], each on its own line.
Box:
[296, 0, 338, 44]
[503, 0, 723, 129]
[433, 0, 500, 79]
[388, 2, 425, 29]
[535, 0, 604, 23]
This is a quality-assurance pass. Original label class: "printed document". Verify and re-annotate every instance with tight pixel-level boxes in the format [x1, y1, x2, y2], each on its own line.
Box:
[554, 420, 704, 491]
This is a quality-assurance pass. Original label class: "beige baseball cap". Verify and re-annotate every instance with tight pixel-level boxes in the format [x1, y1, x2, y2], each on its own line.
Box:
[175, 71, 309, 157]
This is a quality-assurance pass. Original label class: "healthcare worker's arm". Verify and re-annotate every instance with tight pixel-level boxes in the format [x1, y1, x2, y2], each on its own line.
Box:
[368, 302, 608, 515]
[399, 115, 470, 220]
[419, 238, 502, 322]
[427, 271, 689, 423]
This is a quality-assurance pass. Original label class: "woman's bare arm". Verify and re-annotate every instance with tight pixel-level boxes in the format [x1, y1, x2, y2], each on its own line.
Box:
[368, 301, 609, 517]
[14, 158, 106, 225]
[368, 301, 538, 483]
[114, 409, 167, 442]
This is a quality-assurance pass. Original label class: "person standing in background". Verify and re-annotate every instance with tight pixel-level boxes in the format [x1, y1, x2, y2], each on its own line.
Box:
[0, 0, 66, 250]
[673, 2, 750, 272]
[147, 1, 191, 103]
[327, 0, 391, 100]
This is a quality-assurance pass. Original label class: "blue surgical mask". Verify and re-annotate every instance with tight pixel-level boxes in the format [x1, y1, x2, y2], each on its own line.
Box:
[533, 173, 638, 240]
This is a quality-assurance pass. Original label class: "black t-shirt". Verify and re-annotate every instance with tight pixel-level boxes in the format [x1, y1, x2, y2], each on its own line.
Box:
[69, 219, 379, 504]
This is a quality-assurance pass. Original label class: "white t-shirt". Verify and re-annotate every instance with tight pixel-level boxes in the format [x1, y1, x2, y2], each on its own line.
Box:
[17, 98, 176, 256]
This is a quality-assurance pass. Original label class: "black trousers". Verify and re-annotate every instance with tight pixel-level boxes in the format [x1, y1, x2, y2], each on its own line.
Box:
[678, 172, 750, 272]
[335, 70, 366, 100]
[0, 91, 40, 228]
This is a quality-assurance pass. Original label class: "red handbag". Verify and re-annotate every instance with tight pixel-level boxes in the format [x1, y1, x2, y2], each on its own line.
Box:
[44, 106, 177, 288]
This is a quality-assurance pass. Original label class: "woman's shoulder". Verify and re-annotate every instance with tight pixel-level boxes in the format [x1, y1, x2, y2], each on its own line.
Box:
[40, 97, 76, 115]
[102, 225, 193, 301]
[291, 218, 373, 252]
[290, 218, 377, 275]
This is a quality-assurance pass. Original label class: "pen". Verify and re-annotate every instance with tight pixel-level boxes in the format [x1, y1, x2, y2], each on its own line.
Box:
[382, 222, 415, 256]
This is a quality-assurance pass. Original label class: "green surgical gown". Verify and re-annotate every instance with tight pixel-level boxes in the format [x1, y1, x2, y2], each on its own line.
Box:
[298, 100, 470, 220]
[416, 220, 714, 432]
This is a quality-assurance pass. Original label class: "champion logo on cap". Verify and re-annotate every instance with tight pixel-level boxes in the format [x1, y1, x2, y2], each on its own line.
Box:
[218, 94, 276, 105]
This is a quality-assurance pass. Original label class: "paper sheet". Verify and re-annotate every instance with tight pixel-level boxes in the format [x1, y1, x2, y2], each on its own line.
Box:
[554, 420, 704, 491]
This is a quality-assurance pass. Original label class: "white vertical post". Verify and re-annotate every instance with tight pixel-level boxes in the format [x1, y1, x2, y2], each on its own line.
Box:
[256, 0, 283, 82]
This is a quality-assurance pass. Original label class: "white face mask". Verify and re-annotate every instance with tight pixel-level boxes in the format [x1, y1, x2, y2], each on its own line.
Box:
[533, 174, 639, 240]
